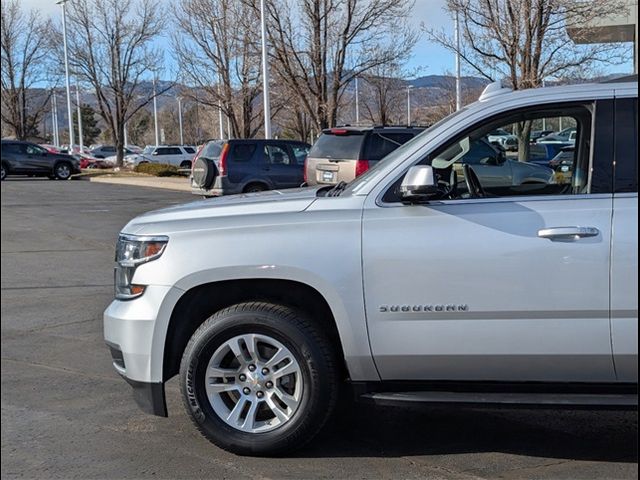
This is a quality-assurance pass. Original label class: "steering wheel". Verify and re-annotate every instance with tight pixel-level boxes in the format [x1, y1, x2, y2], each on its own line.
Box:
[462, 164, 485, 198]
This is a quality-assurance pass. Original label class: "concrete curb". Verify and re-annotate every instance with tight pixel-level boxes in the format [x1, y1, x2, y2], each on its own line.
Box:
[89, 175, 191, 192]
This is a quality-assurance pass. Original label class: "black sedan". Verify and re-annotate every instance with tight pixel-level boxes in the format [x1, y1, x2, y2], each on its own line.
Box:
[1, 140, 81, 181]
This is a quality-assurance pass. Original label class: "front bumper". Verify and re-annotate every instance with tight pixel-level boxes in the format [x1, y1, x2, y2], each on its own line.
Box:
[104, 285, 177, 417]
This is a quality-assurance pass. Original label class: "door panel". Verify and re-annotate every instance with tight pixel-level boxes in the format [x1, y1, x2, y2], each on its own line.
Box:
[363, 196, 615, 382]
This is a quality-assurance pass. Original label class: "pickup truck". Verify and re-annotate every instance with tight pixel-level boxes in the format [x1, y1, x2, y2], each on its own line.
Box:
[104, 78, 638, 456]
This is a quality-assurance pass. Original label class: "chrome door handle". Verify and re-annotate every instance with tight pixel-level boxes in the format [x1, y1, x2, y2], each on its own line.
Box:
[537, 226, 600, 240]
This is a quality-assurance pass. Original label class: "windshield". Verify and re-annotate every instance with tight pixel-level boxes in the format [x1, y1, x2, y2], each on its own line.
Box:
[142, 146, 154, 155]
[341, 106, 470, 195]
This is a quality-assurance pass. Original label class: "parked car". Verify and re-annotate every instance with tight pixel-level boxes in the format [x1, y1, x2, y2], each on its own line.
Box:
[304, 126, 424, 186]
[486, 128, 518, 151]
[1, 140, 81, 180]
[526, 142, 573, 167]
[530, 129, 554, 142]
[73, 153, 112, 169]
[124, 145, 197, 168]
[104, 78, 638, 456]
[446, 138, 555, 190]
[549, 145, 575, 172]
[191, 139, 311, 196]
[537, 127, 577, 143]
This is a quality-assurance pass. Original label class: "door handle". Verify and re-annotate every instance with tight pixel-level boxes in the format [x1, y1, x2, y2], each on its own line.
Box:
[537, 226, 600, 240]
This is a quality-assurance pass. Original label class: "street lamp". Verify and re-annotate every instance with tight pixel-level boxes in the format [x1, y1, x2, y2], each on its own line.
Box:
[454, 10, 462, 111]
[51, 91, 60, 147]
[177, 97, 184, 145]
[57, 0, 74, 150]
[259, 0, 272, 139]
[354, 76, 360, 125]
[152, 76, 159, 146]
[75, 82, 84, 152]
[407, 85, 414, 125]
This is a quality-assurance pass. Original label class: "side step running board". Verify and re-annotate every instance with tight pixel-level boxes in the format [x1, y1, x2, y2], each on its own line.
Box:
[361, 391, 638, 409]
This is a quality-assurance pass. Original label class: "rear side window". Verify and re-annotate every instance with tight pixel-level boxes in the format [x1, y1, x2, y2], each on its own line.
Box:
[201, 142, 222, 159]
[2, 143, 22, 154]
[308, 133, 364, 160]
[230, 143, 256, 163]
[183, 147, 196, 154]
[615, 98, 637, 193]
[364, 132, 415, 161]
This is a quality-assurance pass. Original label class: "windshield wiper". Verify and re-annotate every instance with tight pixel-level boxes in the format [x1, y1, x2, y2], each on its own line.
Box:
[326, 181, 348, 197]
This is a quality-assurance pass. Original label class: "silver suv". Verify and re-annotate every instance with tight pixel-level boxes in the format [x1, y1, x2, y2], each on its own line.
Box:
[104, 78, 638, 456]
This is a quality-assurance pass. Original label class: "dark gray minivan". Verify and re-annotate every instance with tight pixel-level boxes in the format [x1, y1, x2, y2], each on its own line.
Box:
[191, 139, 310, 196]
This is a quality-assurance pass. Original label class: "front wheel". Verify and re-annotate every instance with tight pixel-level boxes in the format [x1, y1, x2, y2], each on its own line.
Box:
[180, 302, 340, 456]
[1, 163, 7, 181]
[53, 162, 72, 180]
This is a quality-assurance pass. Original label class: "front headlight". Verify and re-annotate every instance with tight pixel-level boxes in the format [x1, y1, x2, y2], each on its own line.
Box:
[114, 234, 168, 300]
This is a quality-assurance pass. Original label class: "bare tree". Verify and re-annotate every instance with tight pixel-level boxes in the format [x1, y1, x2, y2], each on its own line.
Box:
[1, 0, 53, 140]
[59, 0, 167, 166]
[426, 0, 631, 159]
[173, 0, 264, 139]
[360, 62, 411, 125]
[263, 0, 417, 130]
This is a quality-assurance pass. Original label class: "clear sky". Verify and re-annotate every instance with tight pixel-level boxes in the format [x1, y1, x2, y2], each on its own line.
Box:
[26, 0, 634, 79]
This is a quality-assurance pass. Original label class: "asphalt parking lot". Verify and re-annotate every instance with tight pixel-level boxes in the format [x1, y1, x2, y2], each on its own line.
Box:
[1, 178, 638, 480]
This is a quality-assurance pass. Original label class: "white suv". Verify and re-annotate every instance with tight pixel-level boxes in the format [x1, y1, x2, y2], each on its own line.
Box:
[124, 145, 197, 168]
[104, 78, 638, 456]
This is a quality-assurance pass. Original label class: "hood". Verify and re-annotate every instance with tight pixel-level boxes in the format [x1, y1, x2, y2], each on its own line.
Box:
[123, 186, 323, 234]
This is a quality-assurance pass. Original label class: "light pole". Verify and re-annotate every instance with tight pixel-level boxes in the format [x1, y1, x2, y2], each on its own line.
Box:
[355, 76, 360, 125]
[259, 0, 272, 138]
[407, 85, 414, 125]
[177, 97, 184, 145]
[454, 11, 462, 111]
[57, 0, 74, 150]
[75, 82, 84, 152]
[152, 76, 159, 146]
[217, 83, 224, 140]
[51, 91, 60, 147]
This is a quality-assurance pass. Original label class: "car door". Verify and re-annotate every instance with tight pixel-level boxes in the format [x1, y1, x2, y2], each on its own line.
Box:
[611, 95, 638, 382]
[262, 143, 301, 188]
[23, 143, 52, 172]
[362, 100, 616, 383]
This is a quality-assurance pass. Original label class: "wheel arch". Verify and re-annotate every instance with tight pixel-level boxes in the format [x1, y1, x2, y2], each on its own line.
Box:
[161, 278, 349, 384]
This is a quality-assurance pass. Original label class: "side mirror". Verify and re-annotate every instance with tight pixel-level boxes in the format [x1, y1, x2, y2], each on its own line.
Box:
[400, 165, 438, 202]
[152, 151, 158, 155]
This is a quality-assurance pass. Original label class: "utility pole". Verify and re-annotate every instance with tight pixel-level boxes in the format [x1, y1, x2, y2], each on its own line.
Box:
[152, 77, 159, 146]
[217, 83, 224, 140]
[75, 83, 84, 152]
[259, 0, 272, 138]
[454, 11, 462, 111]
[57, 0, 74, 150]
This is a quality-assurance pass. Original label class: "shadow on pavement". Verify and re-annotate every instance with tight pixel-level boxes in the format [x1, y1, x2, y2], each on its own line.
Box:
[297, 403, 638, 462]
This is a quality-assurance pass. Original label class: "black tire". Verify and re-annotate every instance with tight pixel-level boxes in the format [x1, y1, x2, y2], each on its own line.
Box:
[180, 160, 192, 169]
[180, 302, 339, 456]
[53, 161, 73, 180]
[1, 163, 7, 181]
[243, 182, 267, 193]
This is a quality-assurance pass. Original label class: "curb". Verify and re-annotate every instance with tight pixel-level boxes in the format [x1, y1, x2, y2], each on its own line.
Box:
[89, 175, 192, 192]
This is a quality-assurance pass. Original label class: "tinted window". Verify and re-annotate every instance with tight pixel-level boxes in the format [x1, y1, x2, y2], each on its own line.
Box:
[183, 147, 195, 154]
[291, 144, 309, 164]
[103, 146, 116, 152]
[264, 145, 291, 165]
[308, 132, 364, 160]
[155, 148, 171, 155]
[230, 143, 256, 162]
[459, 140, 500, 165]
[364, 132, 415, 161]
[615, 98, 637, 193]
[25, 144, 46, 155]
[2, 143, 23, 154]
